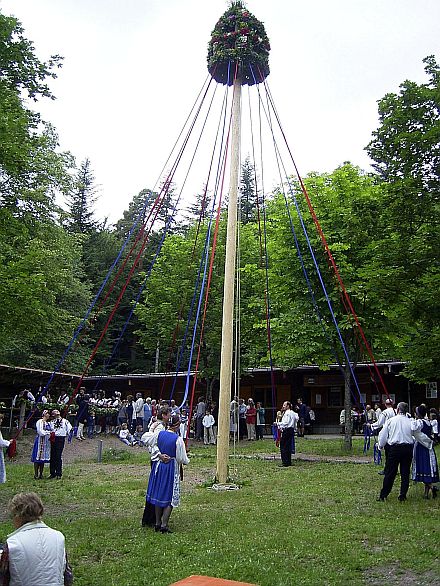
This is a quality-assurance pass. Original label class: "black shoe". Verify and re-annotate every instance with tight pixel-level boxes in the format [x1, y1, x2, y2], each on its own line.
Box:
[378, 470, 385, 475]
[278, 463, 290, 467]
[398, 495, 406, 502]
[48, 475, 56, 479]
[160, 526, 172, 533]
[154, 525, 161, 532]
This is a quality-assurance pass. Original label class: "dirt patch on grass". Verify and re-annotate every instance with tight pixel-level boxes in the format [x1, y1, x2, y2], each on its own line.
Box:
[7, 430, 140, 466]
[8, 432, 371, 473]
[365, 564, 440, 585]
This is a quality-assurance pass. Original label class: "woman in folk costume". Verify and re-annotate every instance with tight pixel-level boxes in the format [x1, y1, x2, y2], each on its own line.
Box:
[145, 414, 189, 533]
[140, 406, 171, 527]
[31, 410, 52, 479]
[411, 404, 439, 499]
[0, 412, 11, 483]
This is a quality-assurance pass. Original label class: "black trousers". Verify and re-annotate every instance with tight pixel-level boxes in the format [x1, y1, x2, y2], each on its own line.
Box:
[280, 427, 294, 466]
[380, 443, 413, 499]
[50, 436, 66, 478]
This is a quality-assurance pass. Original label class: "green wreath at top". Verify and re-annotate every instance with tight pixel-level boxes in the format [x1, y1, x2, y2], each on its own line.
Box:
[207, 1, 270, 86]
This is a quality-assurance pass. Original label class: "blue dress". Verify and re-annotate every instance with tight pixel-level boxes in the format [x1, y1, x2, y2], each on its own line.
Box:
[412, 420, 439, 484]
[146, 430, 187, 508]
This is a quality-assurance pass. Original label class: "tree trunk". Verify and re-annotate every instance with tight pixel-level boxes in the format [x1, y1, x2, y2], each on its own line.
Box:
[343, 363, 352, 451]
[19, 401, 26, 430]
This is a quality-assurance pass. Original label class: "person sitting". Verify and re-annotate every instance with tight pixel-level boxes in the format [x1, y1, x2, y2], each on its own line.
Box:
[0, 492, 72, 585]
[133, 425, 145, 446]
[118, 423, 136, 446]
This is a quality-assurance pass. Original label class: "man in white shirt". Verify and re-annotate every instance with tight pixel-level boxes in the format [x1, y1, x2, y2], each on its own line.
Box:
[371, 398, 396, 432]
[49, 409, 72, 480]
[277, 401, 299, 467]
[377, 402, 414, 502]
[370, 398, 396, 475]
[134, 393, 144, 431]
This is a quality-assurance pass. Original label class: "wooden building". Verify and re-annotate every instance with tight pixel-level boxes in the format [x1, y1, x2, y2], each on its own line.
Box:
[0, 362, 438, 431]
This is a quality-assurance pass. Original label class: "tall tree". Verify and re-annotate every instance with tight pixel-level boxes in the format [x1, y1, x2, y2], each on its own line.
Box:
[240, 156, 258, 224]
[185, 185, 211, 224]
[114, 188, 156, 241]
[0, 12, 71, 215]
[66, 158, 99, 234]
[0, 208, 91, 370]
[366, 56, 440, 381]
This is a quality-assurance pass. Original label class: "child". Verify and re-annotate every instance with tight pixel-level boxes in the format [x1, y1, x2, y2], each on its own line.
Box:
[118, 423, 136, 446]
[202, 409, 216, 445]
[133, 424, 144, 447]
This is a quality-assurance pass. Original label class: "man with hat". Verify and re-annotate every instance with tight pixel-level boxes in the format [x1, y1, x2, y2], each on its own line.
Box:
[49, 409, 72, 479]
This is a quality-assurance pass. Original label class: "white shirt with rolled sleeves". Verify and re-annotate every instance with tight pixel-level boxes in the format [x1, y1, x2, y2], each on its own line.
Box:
[142, 427, 189, 466]
[142, 422, 166, 462]
[378, 413, 414, 449]
[371, 406, 396, 431]
[277, 409, 299, 431]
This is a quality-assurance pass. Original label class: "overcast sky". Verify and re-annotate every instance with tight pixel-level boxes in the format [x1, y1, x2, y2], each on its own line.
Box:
[1, 0, 439, 223]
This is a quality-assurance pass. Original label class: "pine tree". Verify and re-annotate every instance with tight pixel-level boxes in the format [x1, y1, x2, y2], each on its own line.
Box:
[186, 185, 211, 222]
[67, 158, 98, 233]
[240, 156, 258, 224]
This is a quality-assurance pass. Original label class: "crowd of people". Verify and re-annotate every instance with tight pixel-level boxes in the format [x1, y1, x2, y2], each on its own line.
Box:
[373, 401, 439, 502]
[0, 392, 438, 585]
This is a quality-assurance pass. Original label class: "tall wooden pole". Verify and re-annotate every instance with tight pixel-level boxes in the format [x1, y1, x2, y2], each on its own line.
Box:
[216, 77, 242, 484]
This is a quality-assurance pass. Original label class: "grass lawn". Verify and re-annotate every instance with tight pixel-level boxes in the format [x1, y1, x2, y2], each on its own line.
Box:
[0, 438, 438, 586]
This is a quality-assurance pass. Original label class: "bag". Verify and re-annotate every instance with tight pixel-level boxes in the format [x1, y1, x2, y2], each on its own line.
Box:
[64, 553, 73, 586]
[6, 439, 16, 460]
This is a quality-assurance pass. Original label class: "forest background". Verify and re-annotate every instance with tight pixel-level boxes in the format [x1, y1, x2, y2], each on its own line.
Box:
[0, 10, 439, 387]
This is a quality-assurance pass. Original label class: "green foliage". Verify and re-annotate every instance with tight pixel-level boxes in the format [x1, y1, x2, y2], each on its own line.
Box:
[0, 208, 91, 369]
[114, 189, 156, 241]
[66, 158, 99, 234]
[260, 164, 394, 370]
[0, 12, 71, 212]
[0, 13, 62, 101]
[207, 1, 270, 85]
[366, 56, 440, 381]
[239, 156, 258, 223]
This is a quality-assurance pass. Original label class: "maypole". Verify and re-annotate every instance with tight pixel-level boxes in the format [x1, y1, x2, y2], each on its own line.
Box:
[207, 1, 270, 484]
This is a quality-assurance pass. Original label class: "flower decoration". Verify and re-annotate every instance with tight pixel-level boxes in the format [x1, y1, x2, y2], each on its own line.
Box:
[207, 1, 270, 86]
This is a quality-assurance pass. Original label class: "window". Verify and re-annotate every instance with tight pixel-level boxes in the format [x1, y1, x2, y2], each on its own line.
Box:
[328, 387, 342, 407]
[426, 382, 438, 399]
